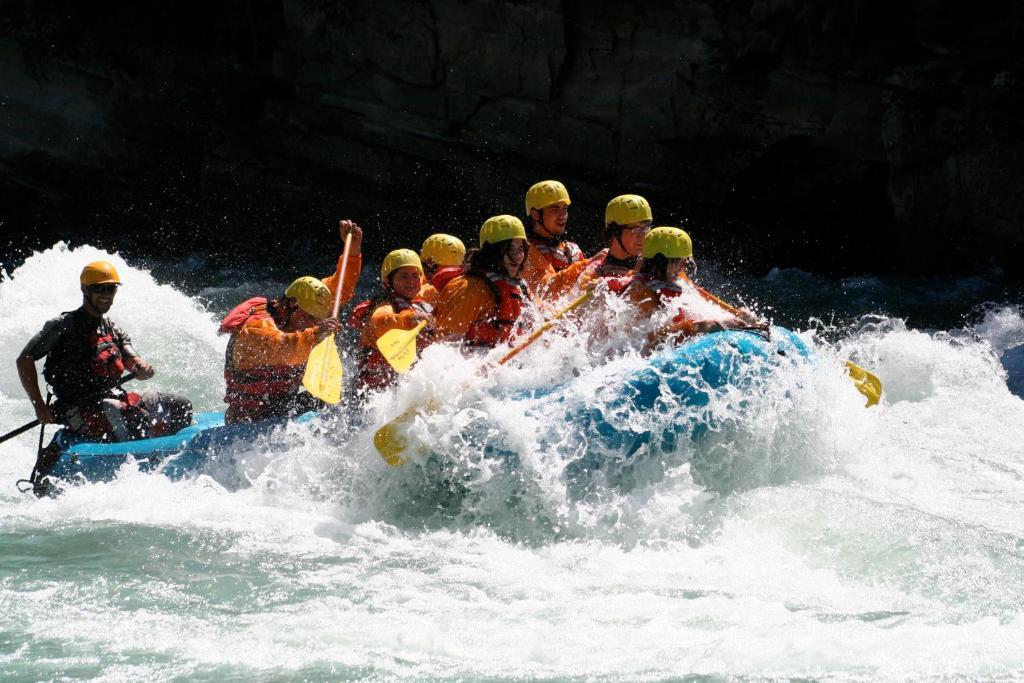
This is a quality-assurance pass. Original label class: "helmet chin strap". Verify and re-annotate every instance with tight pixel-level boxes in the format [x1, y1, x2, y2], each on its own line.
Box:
[610, 228, 631, 258]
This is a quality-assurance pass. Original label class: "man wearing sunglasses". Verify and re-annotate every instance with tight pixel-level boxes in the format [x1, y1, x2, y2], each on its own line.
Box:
[16, 260, 192, 442]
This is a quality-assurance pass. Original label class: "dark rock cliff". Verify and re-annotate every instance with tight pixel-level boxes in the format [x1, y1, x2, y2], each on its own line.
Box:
[2, 0, 1022, 276]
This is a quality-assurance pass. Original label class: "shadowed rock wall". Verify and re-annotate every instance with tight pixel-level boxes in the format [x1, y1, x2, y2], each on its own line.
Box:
[1, 0, 1022, 276]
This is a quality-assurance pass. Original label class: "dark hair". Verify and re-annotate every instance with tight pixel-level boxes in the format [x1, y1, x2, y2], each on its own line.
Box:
[604, 221, 624, 244]
[468, 240, 527, 275]
[639, 253, 669, 280]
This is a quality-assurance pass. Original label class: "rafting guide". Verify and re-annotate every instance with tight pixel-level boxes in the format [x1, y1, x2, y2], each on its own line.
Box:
[16, 260, 193, 443]
[13, 260, 193, 494]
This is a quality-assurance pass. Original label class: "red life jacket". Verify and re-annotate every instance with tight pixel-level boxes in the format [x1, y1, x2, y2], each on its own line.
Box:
[349, 296, 433, 391]
[430, 265, 464, 293]
[529, 236, 585, 271]
[219, 297, 307, 410]
[607, 273, 683, 301]
[584, 249, 637, 280]
[609, 273, 697, 331]
[42, 309, 130, 410]
[89, 329, 126, 378]
[464, 271, 529, 348]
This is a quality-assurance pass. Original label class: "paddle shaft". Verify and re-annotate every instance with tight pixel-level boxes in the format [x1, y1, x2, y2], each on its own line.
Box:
[499, 289, 594, 365]
[329, 232, 354, 319]
[0, 373, 137, 445]
[373, 290, 595, 463]
[700, 285, 880, 404]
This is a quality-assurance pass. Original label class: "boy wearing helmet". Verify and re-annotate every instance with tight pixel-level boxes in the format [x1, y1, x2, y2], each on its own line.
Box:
[348, 249, 434, 391]
[17, 260, 193, 444]
[433, 215, 533, 349]
[218, 220, 363, 423]
[544, 194, 654, 300]
[519, 180, 585, 298]
[417, 233, 466, 305]
[607, 227, 764, 348]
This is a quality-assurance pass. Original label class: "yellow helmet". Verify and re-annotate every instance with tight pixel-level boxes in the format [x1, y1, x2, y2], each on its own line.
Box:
[605, 194, 653, 226]
[479, 215, 527, 247]
[80, 261, 121, 287]
[284, 276, 332, 319]
[420, 233, 466, 267]
[525, 180, 571, 215]
[642, 227, 693, 260]
[380, 248, 424, 283]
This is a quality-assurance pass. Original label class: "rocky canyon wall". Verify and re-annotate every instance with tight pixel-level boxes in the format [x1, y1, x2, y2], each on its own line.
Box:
[1, 0, 1022, 275]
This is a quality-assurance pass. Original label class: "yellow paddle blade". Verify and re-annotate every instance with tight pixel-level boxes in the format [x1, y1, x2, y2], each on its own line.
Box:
[373, 420, 411, 466]
[845, 360, 882, 407]
[376, 321, 427, 374]
[373, 400, 439, 465]
[303, 333, 343, 405]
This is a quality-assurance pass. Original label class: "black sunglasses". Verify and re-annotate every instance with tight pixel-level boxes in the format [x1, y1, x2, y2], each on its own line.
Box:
[88, 284, 119, 294]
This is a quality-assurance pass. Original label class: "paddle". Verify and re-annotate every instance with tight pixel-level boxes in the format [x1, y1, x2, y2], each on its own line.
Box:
[373, 288, 595, 466]
[376, 320, 428, 373]
[698, 286, 881, 407]
[302, 232, 353, 405]
[1, 372, 137, 445]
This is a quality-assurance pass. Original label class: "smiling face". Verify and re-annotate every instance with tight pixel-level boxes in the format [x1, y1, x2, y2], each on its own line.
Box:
[82, 283, 118, 316]
[502, 239, 528, 277]
[531, 201, 569, 238]
[390, 266, 423, 299]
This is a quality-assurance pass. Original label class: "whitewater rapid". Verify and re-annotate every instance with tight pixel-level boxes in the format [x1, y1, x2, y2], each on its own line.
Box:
[2, 243, 1024, 680]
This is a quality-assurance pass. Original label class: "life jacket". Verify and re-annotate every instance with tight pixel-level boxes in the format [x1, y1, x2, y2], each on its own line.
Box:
[43, 309, 128, 410]
[219, 297, 307, 411]
[349, 295, 433, 391]
[583, 249, 637, 280]
[529, 234, 585, 272]
[607, 272, 683, 302]
[430, 265, 464, 294]
[464, 271, 529, 348]
[608, 272, 696, 336]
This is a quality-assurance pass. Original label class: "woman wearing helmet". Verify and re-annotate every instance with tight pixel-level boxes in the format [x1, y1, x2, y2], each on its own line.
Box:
[607, 227, 765, 348]
[433, 215, 533, 349]
[348, 249, 435, 391]
[418, 233, 466, 305]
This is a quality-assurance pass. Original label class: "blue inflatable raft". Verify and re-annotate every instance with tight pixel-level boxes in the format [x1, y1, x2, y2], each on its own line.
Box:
[560, 326, 811, 455]
[376, 326, 813, 466]
[44, 411, 314, 484]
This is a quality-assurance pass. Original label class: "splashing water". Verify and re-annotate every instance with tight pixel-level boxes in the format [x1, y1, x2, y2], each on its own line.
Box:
[2, 243, 1024, 680]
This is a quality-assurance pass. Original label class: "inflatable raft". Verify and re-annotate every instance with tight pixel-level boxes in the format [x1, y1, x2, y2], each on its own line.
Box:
[558, 325, 811, 458]
[40, 411, 314, 485]
[375, 326, 814, 466]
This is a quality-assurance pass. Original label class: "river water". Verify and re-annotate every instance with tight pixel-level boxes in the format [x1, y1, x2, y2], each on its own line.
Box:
[2, 242, 1024, 680]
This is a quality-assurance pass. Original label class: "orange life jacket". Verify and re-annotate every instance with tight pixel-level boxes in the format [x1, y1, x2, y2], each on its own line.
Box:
[219, 297, 307, 411]
[464, 271, 529, 348]
[430, 265, 464, 293]
[349, 296, 433, 391]
[529, 235, 585, 271]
